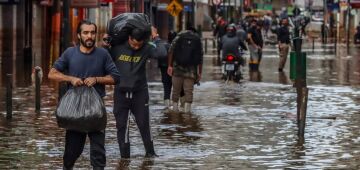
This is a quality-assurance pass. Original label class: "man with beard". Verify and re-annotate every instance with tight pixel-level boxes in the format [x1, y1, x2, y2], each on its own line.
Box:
[48, 20, 121, 170]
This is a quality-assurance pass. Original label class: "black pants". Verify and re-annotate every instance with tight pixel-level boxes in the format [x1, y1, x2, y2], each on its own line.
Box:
[160, 67, 172, 100]
[113, 88, 153, 156]
[63, 130, 106, 169]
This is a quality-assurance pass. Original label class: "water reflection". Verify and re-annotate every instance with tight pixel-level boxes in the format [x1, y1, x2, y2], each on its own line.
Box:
[278, 71, 289, 85]
[116, 158, 154, 170]
[338, 56, 351, 85]
[249, 70, 262, 82]
[287, 137, 306, 167]
[116, 159, 130, 170]
[159, 111, 203, 143]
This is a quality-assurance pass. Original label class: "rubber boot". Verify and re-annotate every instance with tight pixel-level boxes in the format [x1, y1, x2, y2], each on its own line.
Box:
[144, 141, 158, 158]
[184, 103, 192, 113]
[172, 101, 178, 112]
[120, 143, 130, 158]
[63, 166, 73, 170]
[164, 99, 171, 108]
[179, 97, 185, 112]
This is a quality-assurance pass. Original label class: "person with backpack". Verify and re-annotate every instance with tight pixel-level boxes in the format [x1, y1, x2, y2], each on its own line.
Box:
[167, 25, 203, 113]
[105, 23, 167, 158]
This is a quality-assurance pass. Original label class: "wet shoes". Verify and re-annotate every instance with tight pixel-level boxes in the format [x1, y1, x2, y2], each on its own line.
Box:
[144, 141, 158, 158]
[120, 143, 130, 158]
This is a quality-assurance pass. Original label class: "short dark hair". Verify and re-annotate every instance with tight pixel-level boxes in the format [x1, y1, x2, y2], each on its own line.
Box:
[185, 23, 197, 33]
[130, 28, 147, 41]
[168, 31, 177, 42]
[76, 20, 97, 34]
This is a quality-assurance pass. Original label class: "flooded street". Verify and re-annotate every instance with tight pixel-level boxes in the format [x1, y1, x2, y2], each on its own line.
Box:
[0, 42, 360, 169]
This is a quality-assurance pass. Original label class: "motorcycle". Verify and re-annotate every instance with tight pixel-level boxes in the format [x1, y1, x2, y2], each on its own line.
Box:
[221, 53, 243, 83]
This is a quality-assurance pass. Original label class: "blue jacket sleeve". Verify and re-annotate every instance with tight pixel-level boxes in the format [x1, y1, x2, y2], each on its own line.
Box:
[149, 37, 168, 59]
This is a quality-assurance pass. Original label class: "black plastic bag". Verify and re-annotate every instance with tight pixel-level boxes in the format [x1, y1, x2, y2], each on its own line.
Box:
[107, 13, 151, 45]
[55, 86, 107, 132]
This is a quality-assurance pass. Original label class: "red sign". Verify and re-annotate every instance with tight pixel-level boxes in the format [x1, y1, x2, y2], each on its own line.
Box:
[70, 0, 100, 8]
[351, 0, 360, 8]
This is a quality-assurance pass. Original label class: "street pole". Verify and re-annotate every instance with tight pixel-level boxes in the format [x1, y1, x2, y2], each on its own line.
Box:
[61, 0, 70, 53]
[228, 0, 230, 22]
[24, 0, 33, 85]
[191, 0, 195, 26]
[239, 0, 242, 19]
[293, 22, 308, 138]
[347, 0, 350, 55]
[323, 0, 327, 44]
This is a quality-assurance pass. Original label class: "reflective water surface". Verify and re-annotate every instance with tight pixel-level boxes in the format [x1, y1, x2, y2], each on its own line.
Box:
[0, 43, 360, 169]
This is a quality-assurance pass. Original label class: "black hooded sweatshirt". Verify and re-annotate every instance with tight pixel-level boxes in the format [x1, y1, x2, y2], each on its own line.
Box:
[110, 37, 167, 92]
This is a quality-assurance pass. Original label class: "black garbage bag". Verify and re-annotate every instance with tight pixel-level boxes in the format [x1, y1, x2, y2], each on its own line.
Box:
[55, 86, 107, 132]
[107, 13, 151, 45]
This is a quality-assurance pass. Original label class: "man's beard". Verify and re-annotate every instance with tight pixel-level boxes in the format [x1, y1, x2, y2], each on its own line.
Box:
[80, 38, 95, 48]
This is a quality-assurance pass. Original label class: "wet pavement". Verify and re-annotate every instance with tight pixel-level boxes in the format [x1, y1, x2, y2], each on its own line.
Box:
[0, 41, 360, 169]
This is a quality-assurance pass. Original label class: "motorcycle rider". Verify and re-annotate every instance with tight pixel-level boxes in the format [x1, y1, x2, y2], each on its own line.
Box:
[220, 24, 248, 80]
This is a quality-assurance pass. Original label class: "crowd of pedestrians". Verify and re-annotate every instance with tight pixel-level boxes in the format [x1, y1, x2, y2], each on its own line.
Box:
[213, 11, 291, 72]
[47, 9, 297, 168]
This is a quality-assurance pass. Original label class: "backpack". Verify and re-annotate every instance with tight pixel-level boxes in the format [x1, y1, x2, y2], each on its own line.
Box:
[173, 32, 202, 66]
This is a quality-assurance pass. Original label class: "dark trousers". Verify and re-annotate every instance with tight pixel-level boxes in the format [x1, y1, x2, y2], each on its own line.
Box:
[63, 130, 106, 169]
[113, 88, 154, 157]
[160, 66, 172, 100]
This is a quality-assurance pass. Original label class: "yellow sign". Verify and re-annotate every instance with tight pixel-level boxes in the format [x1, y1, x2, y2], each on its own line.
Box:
[166, 0, 183, 17]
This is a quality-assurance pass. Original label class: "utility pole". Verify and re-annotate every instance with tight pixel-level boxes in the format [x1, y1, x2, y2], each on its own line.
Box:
[61, 0, 70, 53]
[227, 0, 230, 22]
[292, 18, 308, 138]
[346, 0, 351, 54]
[24, 0, 33, 84]
[191, 0, 195, 26]
[239, 0, 243, 19]
[323, 0, 327, 44]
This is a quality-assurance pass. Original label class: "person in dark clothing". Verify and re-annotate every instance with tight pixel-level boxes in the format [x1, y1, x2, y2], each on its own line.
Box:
[247, 19, 264, 70]
[157, 30, 177, 108]
[277, 18, 291, 72]
[214, 15, 228, 58]
[48, 20, 121, 170]
[220, 24, 248, 63]
[354, 22, 360, 44]
[168, 26, 203, 113]
[106, 27, 167, 158]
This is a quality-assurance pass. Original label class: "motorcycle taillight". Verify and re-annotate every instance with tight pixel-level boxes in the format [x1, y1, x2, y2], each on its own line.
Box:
[226, 55, 234, 61]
